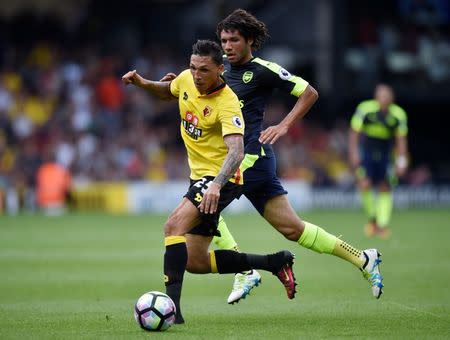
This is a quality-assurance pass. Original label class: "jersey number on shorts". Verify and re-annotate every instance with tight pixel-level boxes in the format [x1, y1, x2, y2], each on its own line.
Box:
[193, 177, 211, 202]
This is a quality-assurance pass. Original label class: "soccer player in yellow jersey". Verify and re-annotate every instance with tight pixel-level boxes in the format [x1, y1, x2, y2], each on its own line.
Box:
[122, 40, 297, 324]
[161, 9, 385, 304]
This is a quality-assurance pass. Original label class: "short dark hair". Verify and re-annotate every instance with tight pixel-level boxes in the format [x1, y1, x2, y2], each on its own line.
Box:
[192, 39, 223, 65]
[216, 9, 269, 51]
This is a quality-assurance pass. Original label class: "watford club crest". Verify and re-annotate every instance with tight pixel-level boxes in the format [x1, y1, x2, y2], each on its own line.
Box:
[203, 106, 212, 117]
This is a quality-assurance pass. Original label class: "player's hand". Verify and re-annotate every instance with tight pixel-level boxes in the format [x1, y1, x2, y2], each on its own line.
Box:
[395, 164, 408, 178]
[259, 124, 289, 144]
[159, 73, 177, 82]
[395, 155, 408, 177]
[199, 182, 221, 214]
[122, 70, 145, 86]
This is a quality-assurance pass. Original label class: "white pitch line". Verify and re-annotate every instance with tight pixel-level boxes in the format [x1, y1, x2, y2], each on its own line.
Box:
[386, 300, 448, 320]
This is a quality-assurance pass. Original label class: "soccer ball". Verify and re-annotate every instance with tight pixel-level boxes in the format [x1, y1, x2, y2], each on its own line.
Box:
[134, 291, 176, 331]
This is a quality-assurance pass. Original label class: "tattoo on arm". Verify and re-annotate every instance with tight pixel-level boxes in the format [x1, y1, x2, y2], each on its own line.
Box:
[213, 134, 244, 187]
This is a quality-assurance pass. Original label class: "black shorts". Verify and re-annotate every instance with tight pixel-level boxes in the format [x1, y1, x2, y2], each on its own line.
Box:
[243, 154, 288, 215]
[360, 156, 391, 185]
[185, 176, 243, 236]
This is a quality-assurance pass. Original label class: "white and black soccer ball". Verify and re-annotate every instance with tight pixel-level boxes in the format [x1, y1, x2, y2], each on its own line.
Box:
[134, 291, 176, 331]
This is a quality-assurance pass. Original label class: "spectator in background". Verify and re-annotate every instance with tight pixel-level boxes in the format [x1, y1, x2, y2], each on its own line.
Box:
[95, 57, 124, 138]
[349, 84, 409, 239]
[36, 150, 72, 215]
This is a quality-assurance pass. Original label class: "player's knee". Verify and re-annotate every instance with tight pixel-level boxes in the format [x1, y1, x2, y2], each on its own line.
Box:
[164, 215, 182, 236]
[163, 221, 174, 236]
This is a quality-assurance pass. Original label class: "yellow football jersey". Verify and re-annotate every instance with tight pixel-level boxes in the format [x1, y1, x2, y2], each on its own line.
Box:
[170, 70, 245, 183]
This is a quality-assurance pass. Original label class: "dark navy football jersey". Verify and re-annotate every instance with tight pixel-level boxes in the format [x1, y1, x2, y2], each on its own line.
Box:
[223, 57, 309, 156]
[350, 99, 408, 162]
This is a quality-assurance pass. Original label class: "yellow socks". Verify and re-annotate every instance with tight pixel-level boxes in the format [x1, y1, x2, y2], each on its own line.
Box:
[213, 215, 239, 251]
[298, 221, 364, 268]
[377, 192, 393, 228]
[297, 221, 337, 254]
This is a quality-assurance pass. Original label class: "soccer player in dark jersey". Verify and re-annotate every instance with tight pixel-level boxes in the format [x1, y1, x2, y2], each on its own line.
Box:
[161, 10, 384, 303]
[122, 40, 297, 324]
[349, 84, 408, 239]
[215, 8, 384, 302]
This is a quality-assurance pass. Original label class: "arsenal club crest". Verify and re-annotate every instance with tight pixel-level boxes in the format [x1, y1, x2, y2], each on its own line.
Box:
[242, 71, 253, 83]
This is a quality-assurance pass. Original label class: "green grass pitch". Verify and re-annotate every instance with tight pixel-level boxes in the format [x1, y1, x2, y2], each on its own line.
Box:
[1, 209, 449, 339]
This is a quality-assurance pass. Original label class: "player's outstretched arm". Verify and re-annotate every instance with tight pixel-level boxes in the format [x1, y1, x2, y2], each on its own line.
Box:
[259, 85, 319, 144]
[199, 134, 244, 215]
[122, 70, 174, 100]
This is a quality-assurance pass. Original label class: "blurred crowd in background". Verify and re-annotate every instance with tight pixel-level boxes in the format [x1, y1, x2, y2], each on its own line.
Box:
[0, 42, 434, 190]
[0, 42, 354, 187]
[1, 0, 448, 212]
[345, 0, 450, 90]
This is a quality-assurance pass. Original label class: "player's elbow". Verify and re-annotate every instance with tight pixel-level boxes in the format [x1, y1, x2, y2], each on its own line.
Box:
[308, 85, 319, 102]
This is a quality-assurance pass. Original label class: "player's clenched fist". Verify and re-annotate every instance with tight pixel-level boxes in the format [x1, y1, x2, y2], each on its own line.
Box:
[159, 73, 177, 82]
[122, 70, 145, 86]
